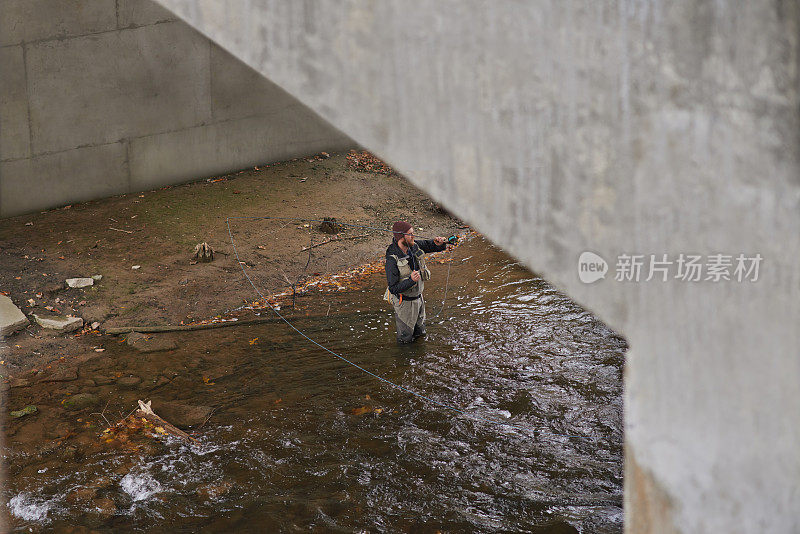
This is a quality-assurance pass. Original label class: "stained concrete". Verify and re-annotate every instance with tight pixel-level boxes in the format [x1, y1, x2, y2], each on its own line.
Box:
[0, 0, 116, 47]
[117, 0, 178, 27]
[0, 0, 353, 217]
[152, 1, 800, 532]
[1, 143, 127, 216]
[0, 46, 30, 161]
[32, 313, 84, 333]
[25, 22, 211, 155]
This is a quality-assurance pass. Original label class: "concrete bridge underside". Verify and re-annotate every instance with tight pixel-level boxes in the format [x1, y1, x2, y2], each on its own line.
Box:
[2, 1, 799, 532]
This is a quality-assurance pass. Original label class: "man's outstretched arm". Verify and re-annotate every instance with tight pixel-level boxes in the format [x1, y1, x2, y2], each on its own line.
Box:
[416, 238, 447, 254]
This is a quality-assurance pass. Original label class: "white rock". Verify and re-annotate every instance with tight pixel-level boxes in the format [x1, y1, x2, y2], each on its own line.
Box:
[66, 278, 94, 288]
[32, 313, 84, 333]
[91, 321, 100, 330]
[91, 274, 103, 282]
[131, 265, 141, 270]
[0, 295, 30, 337]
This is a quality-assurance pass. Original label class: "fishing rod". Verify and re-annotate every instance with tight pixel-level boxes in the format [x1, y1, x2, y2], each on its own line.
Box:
[226, 216, 601, 442]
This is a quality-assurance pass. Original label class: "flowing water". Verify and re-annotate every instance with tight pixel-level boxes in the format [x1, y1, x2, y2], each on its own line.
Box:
[5, 237, 626, 532]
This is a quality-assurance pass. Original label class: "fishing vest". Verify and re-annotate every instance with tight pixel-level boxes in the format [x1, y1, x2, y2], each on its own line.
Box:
[386, 246, 431, 300]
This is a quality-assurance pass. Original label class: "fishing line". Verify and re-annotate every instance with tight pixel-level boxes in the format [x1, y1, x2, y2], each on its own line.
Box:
[430, 246, 454, 320]
[227, 215, 446, 241]
[226, 216, 601, 441]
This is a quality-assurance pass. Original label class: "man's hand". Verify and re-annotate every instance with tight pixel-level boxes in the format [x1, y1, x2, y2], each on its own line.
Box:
[410, 270, 421, 282]
[434, 236, 454, 251]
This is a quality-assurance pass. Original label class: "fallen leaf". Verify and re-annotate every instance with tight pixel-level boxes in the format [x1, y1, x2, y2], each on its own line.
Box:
[351, 406, 371, 416]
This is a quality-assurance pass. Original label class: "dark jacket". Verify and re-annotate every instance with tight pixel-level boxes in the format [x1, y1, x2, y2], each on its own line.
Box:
[385, 239, 446, 295]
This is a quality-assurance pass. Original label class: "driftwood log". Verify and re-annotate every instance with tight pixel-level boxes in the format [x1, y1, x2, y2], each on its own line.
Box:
[104, 315, 282, 335]
[301, 233, 369, 251]
[136, 400, 198, 443]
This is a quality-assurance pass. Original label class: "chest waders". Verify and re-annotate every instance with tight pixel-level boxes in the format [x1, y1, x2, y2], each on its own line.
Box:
[384, 247, 431, 343]
[383, 247, 431, 302]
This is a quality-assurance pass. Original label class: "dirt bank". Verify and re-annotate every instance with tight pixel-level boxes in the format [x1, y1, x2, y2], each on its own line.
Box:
[0, 151, 464, 377]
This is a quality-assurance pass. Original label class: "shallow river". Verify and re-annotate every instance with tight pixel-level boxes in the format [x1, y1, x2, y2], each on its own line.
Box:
[5, 237, 626, 532]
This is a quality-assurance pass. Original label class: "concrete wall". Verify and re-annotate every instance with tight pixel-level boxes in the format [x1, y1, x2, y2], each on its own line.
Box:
[0, 0, 353, 217]
[152, 1, 800, 532]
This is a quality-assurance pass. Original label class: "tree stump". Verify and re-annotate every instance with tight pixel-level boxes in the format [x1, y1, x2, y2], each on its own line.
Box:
[319, 217, 340, 234]
[193, 242, 214, 262]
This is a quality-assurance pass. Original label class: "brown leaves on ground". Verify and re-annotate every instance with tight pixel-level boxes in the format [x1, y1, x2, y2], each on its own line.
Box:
[100, 414, 164, 451]
[346, 150, 395, 175]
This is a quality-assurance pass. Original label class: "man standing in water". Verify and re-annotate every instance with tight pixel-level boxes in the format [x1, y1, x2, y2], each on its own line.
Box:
[385, 221, 451, 344]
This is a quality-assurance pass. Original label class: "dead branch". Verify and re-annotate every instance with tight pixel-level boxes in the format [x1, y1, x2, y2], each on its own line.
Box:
[301, 233, 370, 251]
[136, 400, 198, 443]
[104, 315, 282, 335]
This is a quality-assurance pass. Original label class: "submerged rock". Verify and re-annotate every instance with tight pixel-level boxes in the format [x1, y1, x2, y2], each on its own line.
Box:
[196, 481, 232, 500]
[66, 487, 98, 504]
[62, 393, 99, 411]
[126, 332, 178, 353]
[152, 401, 213, 429]
[9, 377, 30, 388]
[39, 367, 78, 383]
[93, 375, 115, 386]
[91, 497, 117, 518]
[0, 295, 29, 337]
[117, 376, 142, 389]
[145, 375, 172, 390]
[33, 313, 84, 333]
[10, 405, 37, 418]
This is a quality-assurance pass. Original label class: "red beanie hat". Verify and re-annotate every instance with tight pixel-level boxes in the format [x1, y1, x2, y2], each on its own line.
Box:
[392, 221, 412, 242]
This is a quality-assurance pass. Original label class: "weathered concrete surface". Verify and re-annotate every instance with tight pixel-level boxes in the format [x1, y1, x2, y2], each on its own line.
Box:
[0, 0, 353, 217]
[65, 278, 94, 289]
[0, 295, 29, 337]
[153, 1, 800, 532]
[32, 313, 84, 333]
